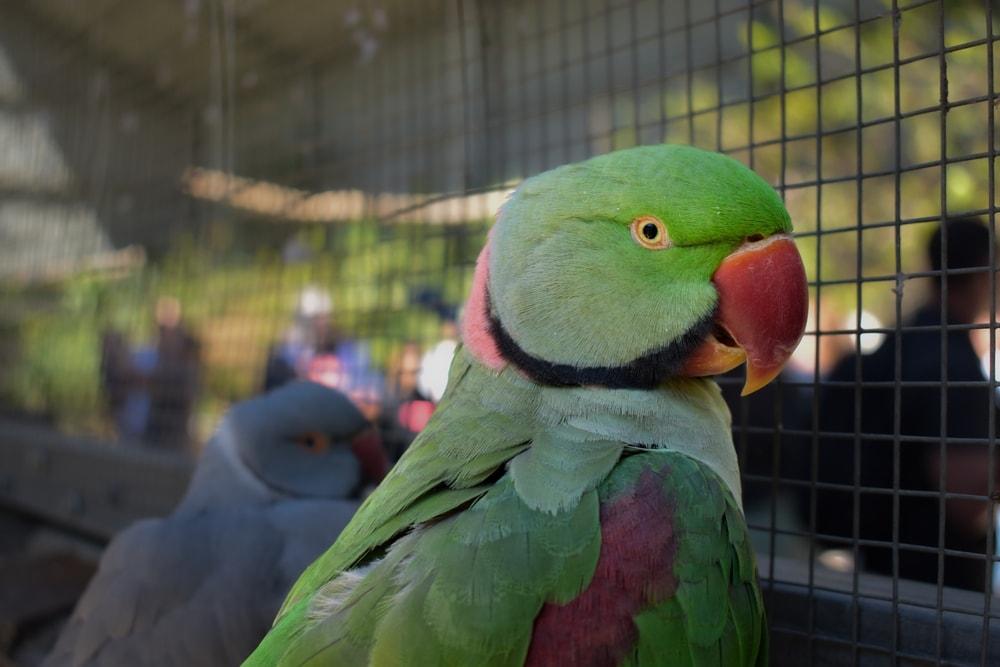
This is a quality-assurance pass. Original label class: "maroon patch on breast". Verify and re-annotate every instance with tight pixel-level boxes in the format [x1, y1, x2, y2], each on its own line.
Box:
[524, 466, 677, 667]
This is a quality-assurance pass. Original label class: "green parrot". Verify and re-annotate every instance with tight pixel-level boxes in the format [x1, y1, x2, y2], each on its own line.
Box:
[245, 144, 808, 666]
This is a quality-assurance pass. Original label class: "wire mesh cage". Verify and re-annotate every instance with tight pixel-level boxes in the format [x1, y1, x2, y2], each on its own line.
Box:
[1, 0, 999, 664]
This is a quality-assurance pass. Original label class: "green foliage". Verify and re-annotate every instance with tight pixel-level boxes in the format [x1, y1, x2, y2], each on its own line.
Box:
[1, 293, 101, 429]
[0, 274, 147, 432]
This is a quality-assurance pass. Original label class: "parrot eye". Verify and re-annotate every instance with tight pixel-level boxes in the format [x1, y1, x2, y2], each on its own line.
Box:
[630, 216, 670, 250]
[293, 432, 330, 454]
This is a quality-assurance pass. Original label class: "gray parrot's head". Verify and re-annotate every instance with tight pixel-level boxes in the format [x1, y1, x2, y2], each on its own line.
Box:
[221, 381, 373, 499]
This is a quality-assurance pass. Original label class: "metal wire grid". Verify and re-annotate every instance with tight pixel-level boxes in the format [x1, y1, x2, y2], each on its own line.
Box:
[1, 0, 999, 663]
[705, 2, 999, 663]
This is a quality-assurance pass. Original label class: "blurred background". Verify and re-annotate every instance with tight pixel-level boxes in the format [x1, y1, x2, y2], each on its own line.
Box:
[1, 0, 999, 664]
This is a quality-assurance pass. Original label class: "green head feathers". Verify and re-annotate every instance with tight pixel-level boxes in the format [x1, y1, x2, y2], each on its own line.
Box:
[474, 144, 793, 388]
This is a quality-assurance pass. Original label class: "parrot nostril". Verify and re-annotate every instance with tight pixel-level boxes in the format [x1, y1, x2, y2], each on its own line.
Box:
[746, 233, 765, 243]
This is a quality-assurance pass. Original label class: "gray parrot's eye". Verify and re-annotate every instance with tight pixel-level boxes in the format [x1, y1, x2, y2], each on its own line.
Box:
[293, 432, 330, 454]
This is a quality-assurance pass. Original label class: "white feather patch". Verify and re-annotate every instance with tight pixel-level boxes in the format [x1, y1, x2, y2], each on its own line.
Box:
[308, 562, 377, 622]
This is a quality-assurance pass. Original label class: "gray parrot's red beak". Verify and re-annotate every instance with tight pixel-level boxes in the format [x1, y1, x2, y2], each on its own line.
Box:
[682, 234, 808, 395]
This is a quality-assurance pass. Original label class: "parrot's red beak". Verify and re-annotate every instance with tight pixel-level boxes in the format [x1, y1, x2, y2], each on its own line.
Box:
[682, 234, 808, 395]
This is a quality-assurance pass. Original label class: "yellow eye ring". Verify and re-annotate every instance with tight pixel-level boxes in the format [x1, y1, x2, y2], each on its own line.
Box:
[630, 216, 670, 250]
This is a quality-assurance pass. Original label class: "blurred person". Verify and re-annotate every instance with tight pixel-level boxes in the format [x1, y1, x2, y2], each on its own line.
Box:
[263, 286, 334, 391]
[122, 341, 159, 439]
[307, 347, 385, 425]
[46, 382, 375, 667]
[816, 218, 1000, 591]
[969, 307, 1000, 595]
[302, 329, 384, 425]
[263, 286, 382, 413]
[379, 342, 436, 461]
[99, 330, 131, 419]
[144, 297, 201, 452]
[99, 329, 145, 438]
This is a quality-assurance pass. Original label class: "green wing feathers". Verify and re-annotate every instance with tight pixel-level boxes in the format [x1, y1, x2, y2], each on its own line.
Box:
[272, 476, 602, 665]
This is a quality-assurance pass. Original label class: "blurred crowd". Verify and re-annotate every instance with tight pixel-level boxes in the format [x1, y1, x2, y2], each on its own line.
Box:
[97, 218, 1000, 595]
[260, 285, 456, 464]
[99, 284, 458, 468]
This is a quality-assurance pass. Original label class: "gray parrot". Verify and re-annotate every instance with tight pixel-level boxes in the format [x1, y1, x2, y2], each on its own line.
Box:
[45, 381, 385, 667]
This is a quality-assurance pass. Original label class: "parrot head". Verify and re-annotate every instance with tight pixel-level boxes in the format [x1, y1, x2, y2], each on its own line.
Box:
[225, 381, 374, 498]
[463, 144, 808, 395]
